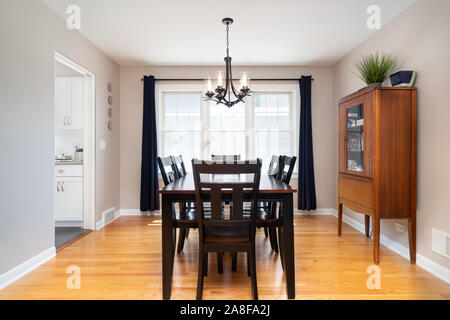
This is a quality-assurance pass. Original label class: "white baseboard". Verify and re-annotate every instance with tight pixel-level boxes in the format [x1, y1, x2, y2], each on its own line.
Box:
[118, 209, 161, 217]
[334, 212, 450, 284]
[95, 207, 120, 230]
[55, 221, 83, 227]
[0, 247, 56, 290]
[295, 208, 337, 216]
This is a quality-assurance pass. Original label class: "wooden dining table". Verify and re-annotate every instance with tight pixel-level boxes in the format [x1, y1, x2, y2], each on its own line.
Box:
[158, 173, 297, 300]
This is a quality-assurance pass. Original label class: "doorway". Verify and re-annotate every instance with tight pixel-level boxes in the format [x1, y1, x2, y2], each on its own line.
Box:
[54, 52, 95, 249]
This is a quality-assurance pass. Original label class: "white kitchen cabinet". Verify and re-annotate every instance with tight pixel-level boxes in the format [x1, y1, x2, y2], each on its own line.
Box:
[54, 165, 83, 221]
[55, 77, 84, 130]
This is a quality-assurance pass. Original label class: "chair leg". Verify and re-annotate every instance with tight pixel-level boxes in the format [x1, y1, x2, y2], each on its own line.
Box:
[203, 253, 208, 276]
[196, 250, 205, 300]
[185, 228, 190, 239]
[232, 253, 237, 272]
[176, 227, 186, 254]
[264, 227, 269, 238]
[247, 252, 251, 277]
[217, 252, 223, 274]
[269, 227, 279, 253]
[364, 215, 370, 238]
[249, 247, 258, 300]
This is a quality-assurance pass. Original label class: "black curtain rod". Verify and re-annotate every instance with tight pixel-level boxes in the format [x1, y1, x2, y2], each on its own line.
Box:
[141, 77, 314, 82]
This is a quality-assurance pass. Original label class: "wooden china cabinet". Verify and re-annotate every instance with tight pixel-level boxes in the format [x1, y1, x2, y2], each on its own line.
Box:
[338, 85, 417, 264]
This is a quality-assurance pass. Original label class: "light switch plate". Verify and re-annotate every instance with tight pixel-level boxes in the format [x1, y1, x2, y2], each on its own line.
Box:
[100, 140, 106, 150]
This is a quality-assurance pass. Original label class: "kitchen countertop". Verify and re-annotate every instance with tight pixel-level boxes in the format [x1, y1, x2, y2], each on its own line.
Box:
[55, 161, 84, 166]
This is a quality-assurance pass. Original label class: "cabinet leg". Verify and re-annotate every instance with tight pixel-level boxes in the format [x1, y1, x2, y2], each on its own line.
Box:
[373, 218, 380, 264]
[338, 203, 343, 236]
[365, 215, 370, 238]
[408, 217, 416, 264]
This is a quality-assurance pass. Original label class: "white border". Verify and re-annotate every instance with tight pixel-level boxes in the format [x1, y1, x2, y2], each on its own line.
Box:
[55, 52, 96, 230]
[0, 247, 56, 290]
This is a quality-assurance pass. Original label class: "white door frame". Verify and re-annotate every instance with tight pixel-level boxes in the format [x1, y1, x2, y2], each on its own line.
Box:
[55, 51, 96, 230]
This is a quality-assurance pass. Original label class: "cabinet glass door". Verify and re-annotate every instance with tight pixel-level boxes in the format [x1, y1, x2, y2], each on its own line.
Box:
[346, 104, 364, 173]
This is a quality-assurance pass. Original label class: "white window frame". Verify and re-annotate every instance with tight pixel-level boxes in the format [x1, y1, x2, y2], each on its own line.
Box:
[156, 82, 299, 171]
[156, 84, 205, 162]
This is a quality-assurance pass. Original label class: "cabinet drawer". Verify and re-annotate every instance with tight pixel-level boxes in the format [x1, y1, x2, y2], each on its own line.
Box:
[339, 174, 373, 212]
[55, 165, 83, 177]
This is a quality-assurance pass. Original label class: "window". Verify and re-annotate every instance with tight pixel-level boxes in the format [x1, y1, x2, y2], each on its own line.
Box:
[158, 85, 296, 172]
[160, 93, 202, 166]
[208, 101, 246, 157]
[253, 93, 293, 172]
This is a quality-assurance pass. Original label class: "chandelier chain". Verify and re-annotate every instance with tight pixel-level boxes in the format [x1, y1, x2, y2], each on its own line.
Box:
[226, 24, 230, 57]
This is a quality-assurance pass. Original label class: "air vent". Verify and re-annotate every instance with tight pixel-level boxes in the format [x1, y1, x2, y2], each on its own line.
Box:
[447, 234, 450, 258]
[104, 208, 116, 225]
[432, 228, 450, 259]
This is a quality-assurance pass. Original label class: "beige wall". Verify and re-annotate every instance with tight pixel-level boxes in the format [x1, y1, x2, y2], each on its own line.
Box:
[333, 0, 450, 269]
[120, 66, 334, 210]
[0, 0, 120, 275]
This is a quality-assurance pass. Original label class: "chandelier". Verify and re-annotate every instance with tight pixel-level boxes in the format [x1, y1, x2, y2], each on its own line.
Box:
[204, 18, 251, 108]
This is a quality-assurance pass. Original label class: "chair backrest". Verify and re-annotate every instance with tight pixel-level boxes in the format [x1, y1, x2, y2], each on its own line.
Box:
[211, 154, 241, 162]
[267, 155, 282, 177]
[278, 156, 297, 184]
[192, 159, 262, 243]
[157, 156, 177, 186]
[171, 155, 187, 178]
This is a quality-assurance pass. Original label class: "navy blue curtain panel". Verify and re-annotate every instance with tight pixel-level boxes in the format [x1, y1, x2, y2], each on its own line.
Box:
[298, 76, 317, 210]
[140, 76, 160, 211]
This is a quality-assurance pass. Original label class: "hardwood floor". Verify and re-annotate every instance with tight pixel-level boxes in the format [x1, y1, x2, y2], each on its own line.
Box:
[0, 215, 448, 300]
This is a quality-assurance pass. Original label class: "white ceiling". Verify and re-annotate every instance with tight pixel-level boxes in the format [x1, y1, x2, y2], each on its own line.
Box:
[42, 0, 416, 66]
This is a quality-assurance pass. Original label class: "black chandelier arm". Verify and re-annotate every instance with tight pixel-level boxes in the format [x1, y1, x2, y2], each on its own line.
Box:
[205, 94, 246, 108]
[227, 57, 242, 98]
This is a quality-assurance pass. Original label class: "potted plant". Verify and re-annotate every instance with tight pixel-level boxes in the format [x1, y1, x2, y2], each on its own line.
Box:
[354, 52, 396, 86]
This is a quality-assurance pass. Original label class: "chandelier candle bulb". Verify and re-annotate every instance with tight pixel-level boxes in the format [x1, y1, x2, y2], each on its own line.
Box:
[240, 72, 250, 90]
[216, 71, 224, 88]
[204, 77, 213, 94]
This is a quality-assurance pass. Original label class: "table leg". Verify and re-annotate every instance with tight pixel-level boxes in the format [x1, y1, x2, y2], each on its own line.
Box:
[281, 194, 295, 299]
[365, 215, 371, 238]
[162, 194, 176, 300]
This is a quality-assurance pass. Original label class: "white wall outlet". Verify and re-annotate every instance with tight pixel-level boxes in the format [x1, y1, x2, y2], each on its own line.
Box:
[395, 222, 405, 233]
[100, 140, 106, 150]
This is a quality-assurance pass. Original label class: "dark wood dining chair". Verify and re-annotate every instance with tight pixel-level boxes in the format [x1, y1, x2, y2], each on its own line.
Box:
[157, 156, 178, 185]
[274, 155, 297, 268]
[192, 158, 262, 300]
[211, 154, 241, 161]
[267, 155, 282, 177]
[242, 156, 282, 252]
[247, 155, 296, 255]
[278, 155, 297, 185]
[171, 155, 187, 178]
[258, 155, 283, 252]
[170, 155, 196, 251]
[158, 156, 196, 254]
[211, 155, 240, 207]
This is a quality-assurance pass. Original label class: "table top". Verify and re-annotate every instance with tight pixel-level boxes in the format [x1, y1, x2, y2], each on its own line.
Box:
[159, 174, 297, 194]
